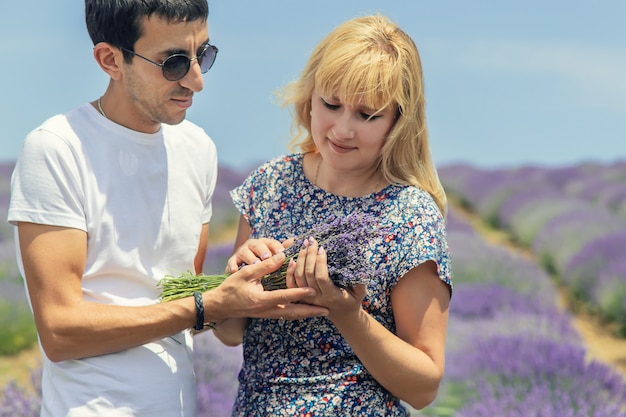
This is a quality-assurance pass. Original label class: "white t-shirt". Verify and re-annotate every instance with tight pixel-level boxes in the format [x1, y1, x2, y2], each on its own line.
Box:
[8, 103, 218, 417]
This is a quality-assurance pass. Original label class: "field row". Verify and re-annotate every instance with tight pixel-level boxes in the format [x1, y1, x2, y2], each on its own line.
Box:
[440, 161, 626, 336]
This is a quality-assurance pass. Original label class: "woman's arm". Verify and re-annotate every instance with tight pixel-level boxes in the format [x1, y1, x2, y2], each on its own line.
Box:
[289, 238, 450, 410]
[194, 223, 209, 274]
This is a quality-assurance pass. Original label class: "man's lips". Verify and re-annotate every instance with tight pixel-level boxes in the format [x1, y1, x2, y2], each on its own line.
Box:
[172, 97, 193, 109]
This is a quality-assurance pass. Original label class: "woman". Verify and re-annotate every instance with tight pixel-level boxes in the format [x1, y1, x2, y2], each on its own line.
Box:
[214, 14, 452, 416]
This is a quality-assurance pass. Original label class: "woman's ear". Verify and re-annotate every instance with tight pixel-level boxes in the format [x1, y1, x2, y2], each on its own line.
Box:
[93, 42, 124, 81]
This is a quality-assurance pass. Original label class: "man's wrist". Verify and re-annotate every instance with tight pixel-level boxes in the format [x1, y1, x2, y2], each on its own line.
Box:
[193, 292, 205, 331]
[193, 291, 218, 331]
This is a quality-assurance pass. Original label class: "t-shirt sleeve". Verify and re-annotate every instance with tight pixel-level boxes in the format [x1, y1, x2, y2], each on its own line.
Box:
[8, 125, 87, 231]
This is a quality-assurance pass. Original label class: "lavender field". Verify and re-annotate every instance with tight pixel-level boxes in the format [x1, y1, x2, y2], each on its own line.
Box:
[2, 161, 626, 416]
[440, 161, 626, 336]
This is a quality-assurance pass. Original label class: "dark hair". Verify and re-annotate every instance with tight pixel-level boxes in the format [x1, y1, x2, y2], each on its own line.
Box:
[85, 0, 209, 61]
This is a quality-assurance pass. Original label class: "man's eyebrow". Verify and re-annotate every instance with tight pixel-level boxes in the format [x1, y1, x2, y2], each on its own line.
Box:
[161, 40, 210, 57]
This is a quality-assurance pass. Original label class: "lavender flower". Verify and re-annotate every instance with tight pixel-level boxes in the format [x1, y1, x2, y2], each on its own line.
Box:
[158, 212, 387, 300]
[0, 380, 41, 417]
[450, 283, 563, 320]
[446, 229, 558, 302]
[593, 257, 626, 328]
[446, 207, 477, 236]
[455, 379, 626, 417]
[531, 206, 625, 273]
[496, 184, 559, 232]
[194, 332, 242, 417]
[563, 231, 626, 300]
[446, 334, 626, 416]
[261, 212, 386, 290]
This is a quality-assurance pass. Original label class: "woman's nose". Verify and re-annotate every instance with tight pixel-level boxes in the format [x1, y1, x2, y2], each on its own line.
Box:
[331, 112, 355, 139]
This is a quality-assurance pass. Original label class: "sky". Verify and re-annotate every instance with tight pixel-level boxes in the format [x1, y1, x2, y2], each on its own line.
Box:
[1, 1, 625, 171]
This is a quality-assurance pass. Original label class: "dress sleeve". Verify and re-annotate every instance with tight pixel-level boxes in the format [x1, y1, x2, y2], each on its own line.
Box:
[393, 194, 452, 294]
[230, 161, 272, 233]
[229, 155, 294, 238]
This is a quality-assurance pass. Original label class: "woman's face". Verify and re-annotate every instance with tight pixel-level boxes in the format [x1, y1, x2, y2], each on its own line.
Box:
[310, 89, 396, 172]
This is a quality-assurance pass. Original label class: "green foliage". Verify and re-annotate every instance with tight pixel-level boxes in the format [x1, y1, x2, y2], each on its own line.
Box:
[416, 382, 476, 416]
[0, 301, 37, 356]
[597, 281, 626, 326]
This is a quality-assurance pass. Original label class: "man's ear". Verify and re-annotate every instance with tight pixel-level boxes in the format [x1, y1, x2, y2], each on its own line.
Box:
[93, 42, 124, 81]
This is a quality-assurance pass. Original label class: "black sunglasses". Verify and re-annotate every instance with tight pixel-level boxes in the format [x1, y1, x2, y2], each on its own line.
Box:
[121, 43, 218, 81]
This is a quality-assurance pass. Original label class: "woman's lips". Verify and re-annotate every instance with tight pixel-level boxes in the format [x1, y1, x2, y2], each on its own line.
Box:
[328, 139, 355, 153]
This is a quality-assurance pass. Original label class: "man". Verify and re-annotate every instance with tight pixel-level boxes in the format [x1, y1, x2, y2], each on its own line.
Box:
[7, 1, 326, 416]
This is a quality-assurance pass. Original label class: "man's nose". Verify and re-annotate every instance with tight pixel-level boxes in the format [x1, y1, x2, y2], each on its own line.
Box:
[179, 60, 204, 93]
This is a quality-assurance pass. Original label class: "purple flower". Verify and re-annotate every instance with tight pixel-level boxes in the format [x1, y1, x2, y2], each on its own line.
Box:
[563, 231, 626, 299]
[262, 212, 388, 290]
[496, 184, 558, 226]
[447, 335, 626, 416]
[447, 229, 558, 302]
[446, 208, 476, 236]
[0, 380, 41, 417]
[531, 206, 625, 273]
[456, 379, 626, 417]
[159, 213, 388, 300]
[450, 284, 562, 319]
[592, 256, 626, 325]
[193, 332, 242, 417]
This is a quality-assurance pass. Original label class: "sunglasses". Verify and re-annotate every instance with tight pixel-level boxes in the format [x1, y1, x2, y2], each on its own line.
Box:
[121, 43, 218, 81]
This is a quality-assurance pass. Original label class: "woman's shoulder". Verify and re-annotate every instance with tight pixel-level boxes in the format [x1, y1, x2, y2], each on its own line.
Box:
[388, 185, 441, 215]
[266, 153, 303, 168]
[253, 153, 304, 177]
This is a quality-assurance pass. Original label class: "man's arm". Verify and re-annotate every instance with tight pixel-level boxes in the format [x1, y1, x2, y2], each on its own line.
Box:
[18, 222, 327, 362]
[18, 222, 199, 362]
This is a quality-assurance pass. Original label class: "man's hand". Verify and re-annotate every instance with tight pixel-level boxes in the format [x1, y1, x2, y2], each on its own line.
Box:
[207, 251, 328, 324]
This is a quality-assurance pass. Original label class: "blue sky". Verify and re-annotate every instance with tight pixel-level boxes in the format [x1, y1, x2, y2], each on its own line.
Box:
[2, 1, 625, 170]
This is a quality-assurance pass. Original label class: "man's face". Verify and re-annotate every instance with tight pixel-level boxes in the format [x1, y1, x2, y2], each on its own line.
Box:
[120, 15, 210, 132]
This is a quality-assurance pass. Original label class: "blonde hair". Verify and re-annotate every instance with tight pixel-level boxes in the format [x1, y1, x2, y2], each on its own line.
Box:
[277, 14, 447, 215]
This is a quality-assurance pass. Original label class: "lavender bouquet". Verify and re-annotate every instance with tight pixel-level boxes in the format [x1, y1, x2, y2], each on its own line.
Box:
[158, 212, 387, 302]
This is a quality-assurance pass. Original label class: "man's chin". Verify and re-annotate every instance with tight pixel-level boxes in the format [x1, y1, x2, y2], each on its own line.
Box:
[162, 113, 186, 126]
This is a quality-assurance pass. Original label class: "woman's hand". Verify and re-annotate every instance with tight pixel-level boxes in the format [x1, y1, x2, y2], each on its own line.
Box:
[286, 237, 365, 320]
[226, 237, 293, 273]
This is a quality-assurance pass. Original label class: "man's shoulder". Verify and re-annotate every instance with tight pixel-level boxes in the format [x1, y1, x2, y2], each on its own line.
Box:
[31, 103, 93, 134]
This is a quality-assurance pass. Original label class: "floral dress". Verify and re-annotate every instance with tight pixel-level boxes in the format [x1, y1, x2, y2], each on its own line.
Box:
[230, 153, 452, 416]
